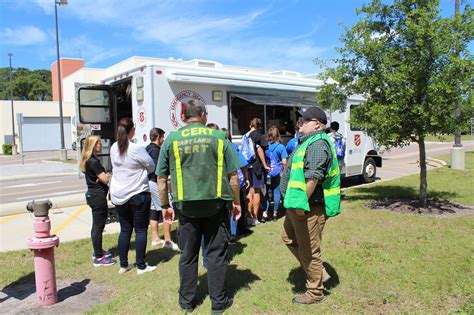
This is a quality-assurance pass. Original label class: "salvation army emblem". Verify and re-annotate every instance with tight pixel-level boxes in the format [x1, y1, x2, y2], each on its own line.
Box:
[354, 134, 361, 147]
[169, 90, 206, 129]
[138, 108, 146, 126]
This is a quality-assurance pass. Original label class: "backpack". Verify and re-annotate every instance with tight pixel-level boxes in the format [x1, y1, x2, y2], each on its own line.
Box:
[240, 132, 256, 164]
[265, 144, 283, 177]
[333, 135, 345, 160]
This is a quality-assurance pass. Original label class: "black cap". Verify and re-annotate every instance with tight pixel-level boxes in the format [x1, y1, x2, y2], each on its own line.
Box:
[298, 107, 327, 125]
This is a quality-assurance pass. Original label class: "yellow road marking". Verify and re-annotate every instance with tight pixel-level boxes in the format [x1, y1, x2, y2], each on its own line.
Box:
[0, 184, 83, 197]
[0, 213, 23, 225]
[51, 205, 88, 235]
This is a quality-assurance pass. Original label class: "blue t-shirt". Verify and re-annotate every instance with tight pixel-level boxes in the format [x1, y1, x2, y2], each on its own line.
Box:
[285, 135, 301, 155]
[233, 143, 248, 168]
[268, 141, 288, 169]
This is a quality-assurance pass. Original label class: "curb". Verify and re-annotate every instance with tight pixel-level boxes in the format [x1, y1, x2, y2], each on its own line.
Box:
[0, 193, 86, 217]
[0, 172, 78, 183]
[426, 157, 448, 167]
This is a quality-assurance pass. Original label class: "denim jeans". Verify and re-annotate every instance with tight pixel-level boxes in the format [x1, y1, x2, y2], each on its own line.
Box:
[86, 190, 108, 258]
[265, 175, 281, 213]
[116, 192, 151, 270]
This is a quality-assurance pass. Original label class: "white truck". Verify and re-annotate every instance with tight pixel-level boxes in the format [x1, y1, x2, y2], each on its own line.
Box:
[75, 58, 381, 182]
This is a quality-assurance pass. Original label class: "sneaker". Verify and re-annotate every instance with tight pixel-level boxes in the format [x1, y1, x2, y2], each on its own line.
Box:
[92, 250, 112, 260]
[229, 236, 237, 244]
[262, 212, 268, 219]
[273, 212, 278, 221]
[93, 256, 116, 267]
[151, 239, 165, 247]
[163, 241, 180, 252]
[137, 265, 157, 275]
[118, 265, 133, 274]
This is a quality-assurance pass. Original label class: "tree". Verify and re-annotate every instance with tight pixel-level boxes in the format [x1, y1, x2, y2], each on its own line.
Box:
[318, 0, 473, 206]
[0, 67, 52, 101]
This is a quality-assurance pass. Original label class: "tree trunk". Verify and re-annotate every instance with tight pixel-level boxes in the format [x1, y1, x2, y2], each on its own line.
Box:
[418, 138, 428, 207]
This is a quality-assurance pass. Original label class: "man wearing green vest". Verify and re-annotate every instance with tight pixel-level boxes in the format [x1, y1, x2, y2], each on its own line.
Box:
[156, 99, 242, 313]
[281, 106, 341, 305]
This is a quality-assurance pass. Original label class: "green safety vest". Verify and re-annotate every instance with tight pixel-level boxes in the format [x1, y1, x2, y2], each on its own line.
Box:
[283, 132, 341, 216]
[167, 123, 233, 202]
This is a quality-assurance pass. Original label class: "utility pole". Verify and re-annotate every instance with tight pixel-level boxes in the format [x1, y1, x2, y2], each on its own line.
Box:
[8, 53, 18, 155]
[451, 0, 465, 169]
[55, 0, 68, 161]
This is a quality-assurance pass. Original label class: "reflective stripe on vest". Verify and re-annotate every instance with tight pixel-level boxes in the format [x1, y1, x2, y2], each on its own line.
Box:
[172, 140, 184, 200]
[216, 139, 224, 198]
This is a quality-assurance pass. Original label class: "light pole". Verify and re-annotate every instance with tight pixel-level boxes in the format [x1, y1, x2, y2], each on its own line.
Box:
[55, 0, 68, 161]
[451, 0, 465, 169]
[8, 53, 18, 155]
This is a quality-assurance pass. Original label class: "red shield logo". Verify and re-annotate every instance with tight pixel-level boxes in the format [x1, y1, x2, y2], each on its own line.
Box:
[354, 134, 361, 147]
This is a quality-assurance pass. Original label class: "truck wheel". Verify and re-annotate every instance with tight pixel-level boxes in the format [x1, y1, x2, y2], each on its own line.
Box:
[360, 157, 376, 183]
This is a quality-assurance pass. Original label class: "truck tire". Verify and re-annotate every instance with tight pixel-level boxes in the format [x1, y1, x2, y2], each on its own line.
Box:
[360, 157, 376, 183]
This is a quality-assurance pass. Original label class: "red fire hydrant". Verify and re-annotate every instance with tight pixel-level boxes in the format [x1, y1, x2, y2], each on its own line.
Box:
[26, 200, 60, 306]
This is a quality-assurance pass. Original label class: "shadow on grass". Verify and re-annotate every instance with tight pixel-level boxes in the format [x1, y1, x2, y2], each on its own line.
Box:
[0, 272, 35, 303]
[194, 265, 261, 307]
[287, 262, 339, 294]
[0, 275, 91, 304]
[345, 185, 458, 202]
[228, 241, 247, 262]
[58, 279, 90, 302]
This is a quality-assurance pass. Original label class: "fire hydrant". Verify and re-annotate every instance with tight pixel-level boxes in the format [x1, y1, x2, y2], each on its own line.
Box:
[26, 199, 60, 306]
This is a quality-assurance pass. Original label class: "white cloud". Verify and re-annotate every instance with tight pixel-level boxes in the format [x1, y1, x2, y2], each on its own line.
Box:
[59, 35, 126, 66]
[0, 26, 47, 46]
[30, 0, 330, 73]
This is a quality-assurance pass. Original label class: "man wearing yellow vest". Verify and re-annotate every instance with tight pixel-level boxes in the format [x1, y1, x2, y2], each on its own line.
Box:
[281, 106, 341, 305]
[156, 99, 242, 313]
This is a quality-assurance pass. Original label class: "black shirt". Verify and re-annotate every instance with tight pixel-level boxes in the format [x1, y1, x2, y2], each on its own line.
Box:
[85, 156, 108, 193]
[146, 143, 160, 182]
[248, 130, 268, 175]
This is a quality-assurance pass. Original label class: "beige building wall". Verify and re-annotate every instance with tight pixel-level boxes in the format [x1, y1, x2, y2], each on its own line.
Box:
[0, 100, 74, 147]
[62, 68, 105, 102]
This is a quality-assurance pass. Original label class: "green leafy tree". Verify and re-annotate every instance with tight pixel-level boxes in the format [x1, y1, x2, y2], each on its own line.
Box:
[318, 0, 473, 206]
[0, 67, 52, 101]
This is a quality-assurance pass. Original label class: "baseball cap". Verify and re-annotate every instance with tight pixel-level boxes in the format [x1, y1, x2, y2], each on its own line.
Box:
[298, 107, 327, 125]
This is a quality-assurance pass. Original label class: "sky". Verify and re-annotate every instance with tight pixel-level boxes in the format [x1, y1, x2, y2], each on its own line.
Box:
[0, 0, 468, 74]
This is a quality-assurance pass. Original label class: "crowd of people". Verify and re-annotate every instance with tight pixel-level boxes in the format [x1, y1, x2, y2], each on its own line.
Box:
[79, 101, 343, 312]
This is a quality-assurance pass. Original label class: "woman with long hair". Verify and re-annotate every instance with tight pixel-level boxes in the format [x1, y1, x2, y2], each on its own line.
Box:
[80, 135, 116, 267]
[263, 126, 288, 222]
[110, 118, 157, 274]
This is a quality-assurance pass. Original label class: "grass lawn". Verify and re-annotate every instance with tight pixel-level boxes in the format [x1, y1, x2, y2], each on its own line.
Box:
[433, 150, 474, 170]
[424, 134, 474, 142]
[1, 162, 473, 313]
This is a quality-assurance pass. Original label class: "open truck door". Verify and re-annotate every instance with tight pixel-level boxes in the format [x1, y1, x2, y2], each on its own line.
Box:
[75, 83, 117, 172]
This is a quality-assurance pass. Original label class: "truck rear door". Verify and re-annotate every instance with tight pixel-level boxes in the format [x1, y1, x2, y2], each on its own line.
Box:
[77, 84, 116, 171]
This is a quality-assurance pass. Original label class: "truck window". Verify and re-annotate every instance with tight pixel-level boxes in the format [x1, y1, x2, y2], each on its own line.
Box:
[349, 105, 362, 131]
[78, 89, 111, 123]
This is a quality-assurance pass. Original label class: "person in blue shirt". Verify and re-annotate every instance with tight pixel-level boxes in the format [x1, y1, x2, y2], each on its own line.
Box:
[263, 127, 288, 222]
[286, 118, 303, 155]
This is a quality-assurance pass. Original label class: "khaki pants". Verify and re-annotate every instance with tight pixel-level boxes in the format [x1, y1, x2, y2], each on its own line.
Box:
[282, 205, 326, 298]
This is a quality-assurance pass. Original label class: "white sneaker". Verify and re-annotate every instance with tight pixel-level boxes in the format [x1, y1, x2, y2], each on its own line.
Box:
[163, 241, 180, 252]
[137, 265, 157, 275]
[151, 239, 165, 247]
[118, 265, 133, 274]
